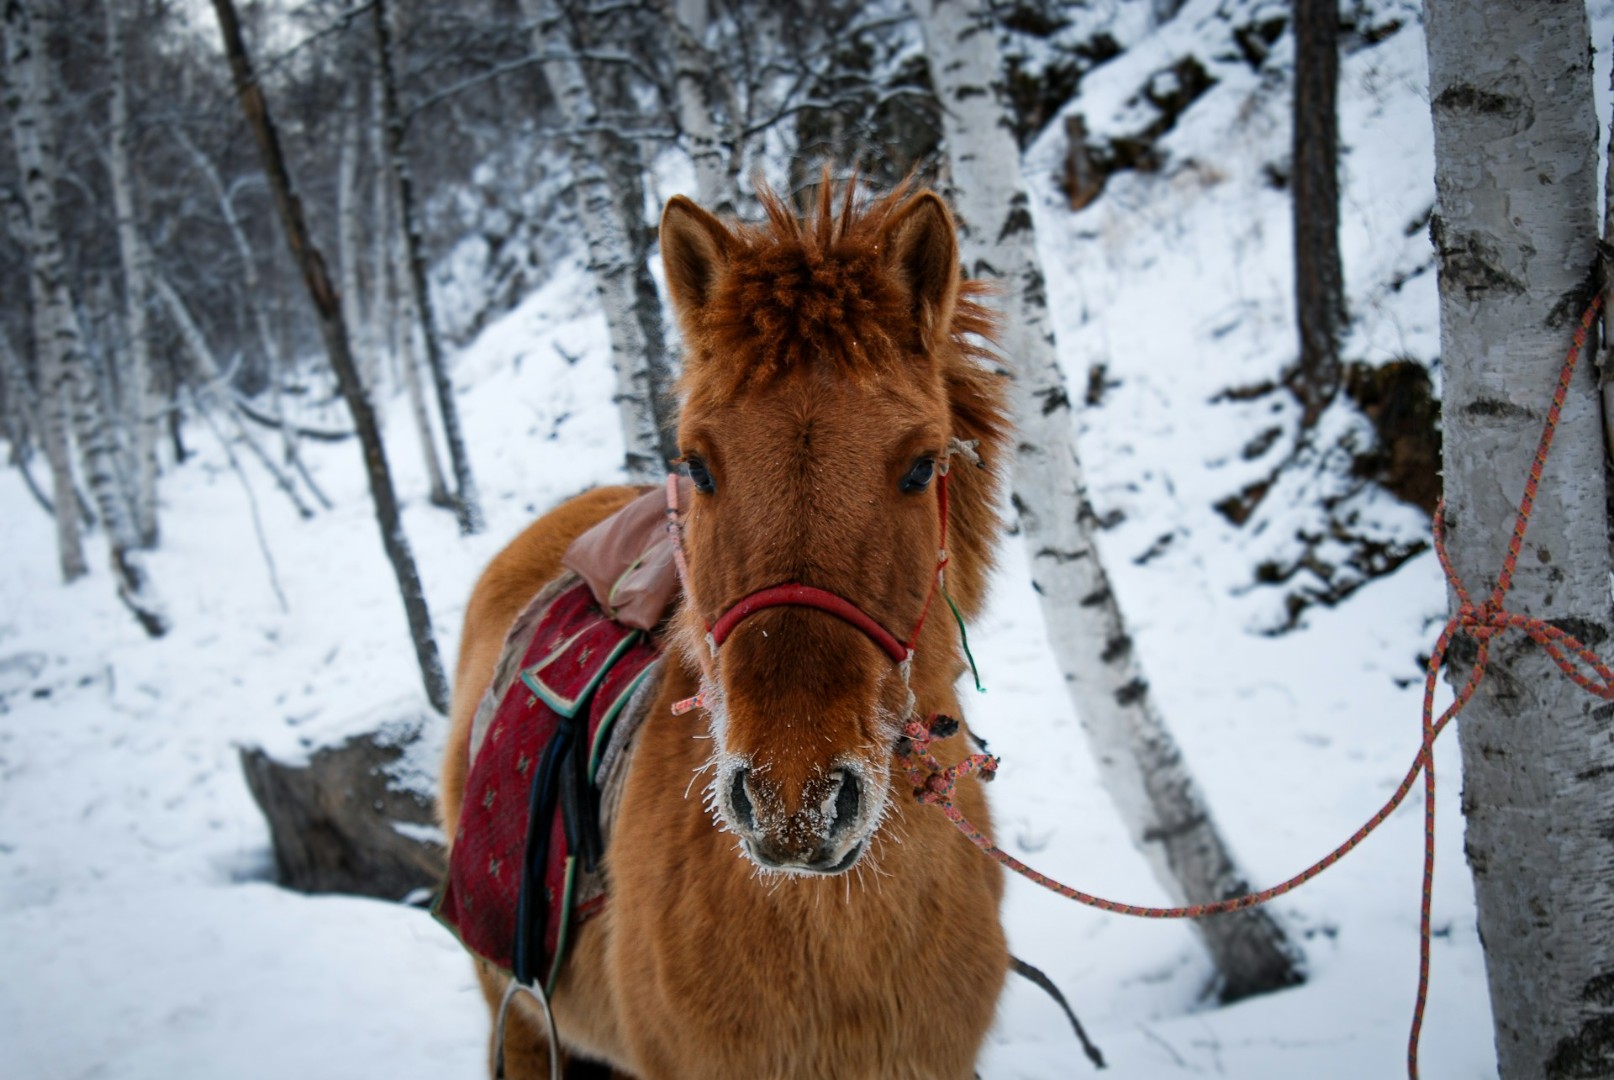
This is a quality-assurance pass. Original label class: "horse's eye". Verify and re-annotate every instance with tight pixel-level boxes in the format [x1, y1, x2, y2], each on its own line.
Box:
[900, 457, 936, 494]
[685, 456, 716, 494]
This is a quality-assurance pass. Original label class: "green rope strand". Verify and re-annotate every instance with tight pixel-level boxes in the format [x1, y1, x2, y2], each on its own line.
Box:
[944, 589, 986, 693]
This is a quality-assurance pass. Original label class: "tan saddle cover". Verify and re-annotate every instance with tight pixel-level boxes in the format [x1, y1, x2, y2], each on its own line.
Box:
[561, 480, 690, 631]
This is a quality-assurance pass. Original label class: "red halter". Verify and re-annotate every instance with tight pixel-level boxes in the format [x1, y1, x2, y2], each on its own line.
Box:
[664, 466, 951, 669]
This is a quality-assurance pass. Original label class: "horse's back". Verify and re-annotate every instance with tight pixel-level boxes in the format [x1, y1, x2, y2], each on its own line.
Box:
[440, 484, 646, 839]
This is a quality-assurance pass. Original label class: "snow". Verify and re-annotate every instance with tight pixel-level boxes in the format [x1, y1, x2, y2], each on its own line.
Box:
[5, 4, 1613, 1077]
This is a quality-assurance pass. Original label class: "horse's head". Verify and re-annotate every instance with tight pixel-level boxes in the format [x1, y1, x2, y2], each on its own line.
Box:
[660, 180, 1009, 876]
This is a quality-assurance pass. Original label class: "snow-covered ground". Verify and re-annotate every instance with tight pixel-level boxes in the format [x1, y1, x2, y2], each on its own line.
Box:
[5, 4, 1612, 1077]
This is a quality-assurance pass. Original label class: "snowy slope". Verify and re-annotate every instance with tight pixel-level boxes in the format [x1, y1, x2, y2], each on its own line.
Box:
[5, 4, 1614, 1077]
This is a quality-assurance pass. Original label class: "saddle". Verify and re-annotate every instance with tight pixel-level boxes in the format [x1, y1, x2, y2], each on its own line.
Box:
[434, 485, 683, 991]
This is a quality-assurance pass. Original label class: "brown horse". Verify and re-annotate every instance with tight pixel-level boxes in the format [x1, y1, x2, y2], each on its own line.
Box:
[440, 180, 1013, 1079]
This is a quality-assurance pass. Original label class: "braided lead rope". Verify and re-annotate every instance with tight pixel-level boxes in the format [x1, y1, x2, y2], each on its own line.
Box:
[900, 297, 1614, 1079]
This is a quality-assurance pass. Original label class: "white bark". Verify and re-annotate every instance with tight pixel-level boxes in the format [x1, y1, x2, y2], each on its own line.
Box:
[4, 0, 165, 635]
[1425, 4, 1614, 1075]
[172, 128, 327, 511]
[104, 0, 159, 549]
[526, 0, 670, 483]
[149, 263, 315, 521]
[337, 93, 368, 387]
[396, 251, 452, 509]
[371, 0, 483, 534]
[368, 67, 394, 394]
[911, 0, 1299, 999]
[0, 320, 62, 519]
[0, 176, 83, 578]
[662, 0, 733, 214]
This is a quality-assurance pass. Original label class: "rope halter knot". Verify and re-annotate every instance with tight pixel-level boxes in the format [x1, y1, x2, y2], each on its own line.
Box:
[896, 713, 998, 805]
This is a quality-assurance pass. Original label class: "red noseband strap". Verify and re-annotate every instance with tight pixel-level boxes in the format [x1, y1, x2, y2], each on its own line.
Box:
[709, 583, 910, 663]
[664, 466, 954, 671]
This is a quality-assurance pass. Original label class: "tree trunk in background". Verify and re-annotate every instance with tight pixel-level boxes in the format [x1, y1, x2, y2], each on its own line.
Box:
[662, 0, 734, 215]
[1291, 0, 1344, 428]
[0, 184, 83, 578]
[1425, 3, 1614, 1075]
[173, 128, 328, 511]
[371, 0, 483, 535]
[1600, 54, 1614, 567]
[150, 263, 315, 521]
[397, 261, 453, 510]
[912, 0, 1302, 1002]
[526, 0, 674, 482]
[367, 67, 393, 394]
[212, 0, 450, 716]
[337, 92, 368, 388]
[105, 0, 160, 548]
[0, 322, 56, 518]
[5, 0, 166, 635]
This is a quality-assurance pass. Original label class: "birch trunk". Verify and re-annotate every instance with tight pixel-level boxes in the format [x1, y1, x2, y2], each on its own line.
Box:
[5, 0, 165, 635]
[1424, 4, 1614, 1074]
[370, 0, 483, 534]
[211, 0, 450, 715]
[337, 92, 368, 388]
[172, 128, 328, 510]
[105, 0, 159, 548]
[0, 321, 57, 518]
[149, 263, 315, 521]
[911, 0, 1301, 1001]
[1, 181, 83, 577]
[525, 0, 674, 482]
[397, 266, 453, 509]
[662, 0, 734, 214]
[368, 68, 393, 394]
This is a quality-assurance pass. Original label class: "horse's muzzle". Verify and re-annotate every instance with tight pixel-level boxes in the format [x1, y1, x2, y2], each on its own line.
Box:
[721, 764, 873, 875]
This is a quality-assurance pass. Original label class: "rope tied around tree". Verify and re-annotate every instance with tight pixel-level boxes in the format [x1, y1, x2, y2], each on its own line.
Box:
[899, 295, 1614, 1078]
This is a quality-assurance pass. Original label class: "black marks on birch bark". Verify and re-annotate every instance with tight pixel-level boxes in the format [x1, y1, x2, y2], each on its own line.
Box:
[1114, 677, 1147, 706]
[1432, 82, 1528, 123]
[1545, 1010, 1614, 1080]
[998, 193, 1032, 243]
[1036, 384, 1071, 415]
[1462, 397, 1532, 419]
[1142, 813, 1207, 843]
[1547, 617, 1608, 648]
[1429, 217, 1527, 299]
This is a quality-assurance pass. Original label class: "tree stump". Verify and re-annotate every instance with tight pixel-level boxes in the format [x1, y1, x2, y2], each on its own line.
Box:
[240, 701, 446, 900]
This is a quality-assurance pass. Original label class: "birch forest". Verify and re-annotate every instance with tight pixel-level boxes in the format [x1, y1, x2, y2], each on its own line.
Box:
[4, 0, 1613, 1076]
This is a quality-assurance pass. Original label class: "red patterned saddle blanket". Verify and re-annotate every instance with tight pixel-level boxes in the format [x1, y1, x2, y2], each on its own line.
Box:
[434, 574, 661, 992]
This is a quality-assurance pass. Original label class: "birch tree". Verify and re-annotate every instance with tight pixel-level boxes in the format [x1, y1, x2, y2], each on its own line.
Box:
[524, 0, 675, 481]
[0, 320, 57, 518]
[660, 0, 736, 215]
[211, 0, 449, 715]
[5, 0, 166, 636]
[104, 0, 159, 547]
[910, 0, 1301, 1000]
[371, 0, 483, 534]
[1, 185, 83, 578]
[171, 128, 328, 511]
[1425, 3, 1614, 1074]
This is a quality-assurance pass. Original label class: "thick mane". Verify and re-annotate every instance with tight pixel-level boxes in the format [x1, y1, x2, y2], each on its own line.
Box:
[685, 179, 1000, 396]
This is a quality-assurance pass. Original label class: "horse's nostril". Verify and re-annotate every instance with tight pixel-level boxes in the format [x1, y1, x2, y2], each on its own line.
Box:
[831, 770, 860, 836]
[729, 768, 756, 832]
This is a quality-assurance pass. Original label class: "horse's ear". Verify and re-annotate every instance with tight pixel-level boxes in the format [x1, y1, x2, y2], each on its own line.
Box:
[661, 195, 735, 325]
[882, 191, 960, 352]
